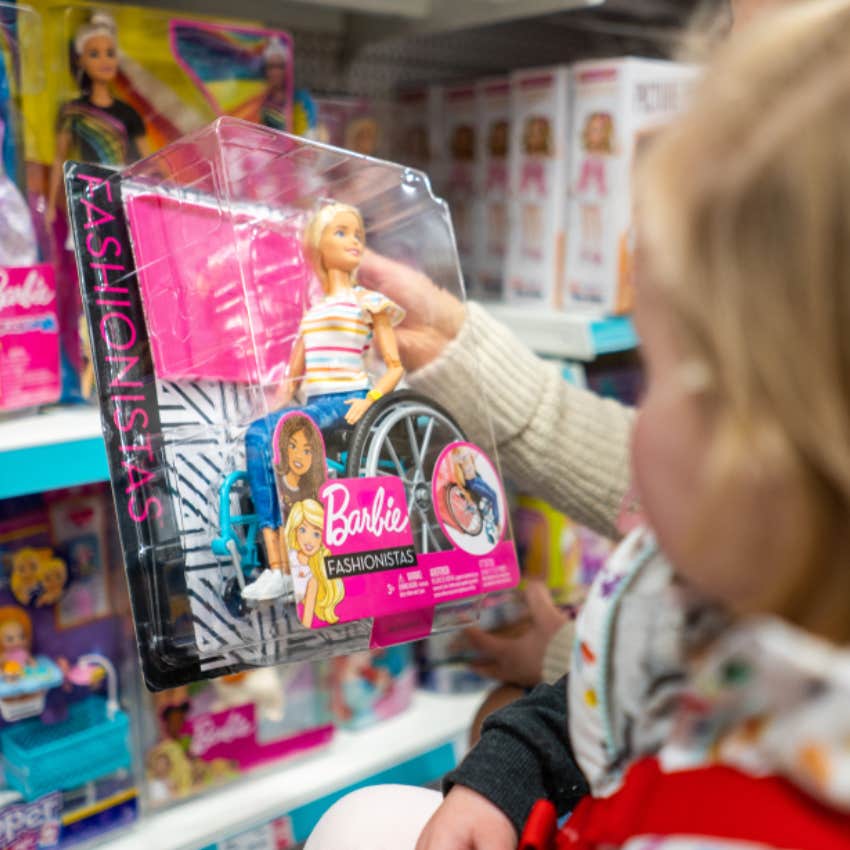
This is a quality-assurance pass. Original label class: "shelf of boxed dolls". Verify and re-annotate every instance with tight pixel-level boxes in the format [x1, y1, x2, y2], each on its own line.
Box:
[484, 304, 638, 361]
[106, 689, 483, 850]
[0, 406, 108, 499]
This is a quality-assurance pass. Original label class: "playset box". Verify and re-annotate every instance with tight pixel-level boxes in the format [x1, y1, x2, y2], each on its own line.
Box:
[0, 484, 139, 849]
[65, 118, 520, 690]
[143, 663, 333, 807]
[563, 57, 696, 315]
[473, 77, 510, 301]
[0, 2, 60, 413]
[504, 65, 571, 308]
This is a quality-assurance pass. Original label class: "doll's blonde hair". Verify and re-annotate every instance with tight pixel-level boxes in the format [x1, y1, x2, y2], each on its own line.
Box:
[637, 0, 850, 642]
[303, 203, 364, 292]
[74, 11, 117, 56]
[285, 499, 345, 624]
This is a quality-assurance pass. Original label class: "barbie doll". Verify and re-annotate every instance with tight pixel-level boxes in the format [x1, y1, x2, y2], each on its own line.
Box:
[259, 37, 289, 132]
[0, 118, 37, 266]
[242, 202, 404, 602]
[46, 12, 149, 227]
[284, 499, 344, 628]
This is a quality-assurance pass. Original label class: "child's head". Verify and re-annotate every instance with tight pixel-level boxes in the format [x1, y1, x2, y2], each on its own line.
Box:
[274, 414, 326, 496]
[633, 0, 850, 643]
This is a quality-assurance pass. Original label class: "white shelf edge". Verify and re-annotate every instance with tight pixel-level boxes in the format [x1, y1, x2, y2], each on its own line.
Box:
[106, 689, 484, 850]
[0, 407, 103, 454]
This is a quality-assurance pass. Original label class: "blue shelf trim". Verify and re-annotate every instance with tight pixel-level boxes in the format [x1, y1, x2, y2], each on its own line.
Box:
[589, 315, 638, 355]
[0, 436, 109, 500]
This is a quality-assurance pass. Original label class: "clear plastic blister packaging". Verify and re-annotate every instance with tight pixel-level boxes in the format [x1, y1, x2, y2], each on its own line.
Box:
[65, 117, 520, 690]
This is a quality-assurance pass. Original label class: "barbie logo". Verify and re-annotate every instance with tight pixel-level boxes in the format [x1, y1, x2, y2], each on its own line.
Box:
[0, 268, 54, 312]
[321, 480, 411, 552]
[188, 708, 255, 758]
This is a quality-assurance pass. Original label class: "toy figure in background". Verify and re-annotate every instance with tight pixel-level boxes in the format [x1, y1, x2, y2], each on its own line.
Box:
[345, 116, 379, 157]
[284, 500, 343, 628]
[330, 650, 392, 726]
[46, 12, 149, 228]
[576, 111, 614, 265]
[259, 37, 290, 132]
[9, 548, 42, 606]
[0, 607, 34, 680]
[520, 116, 551, 258]
[449, 124, 476, 254]
[0, 117, 37, 267]
[486, 120, 509, 255]
[241, 202, 405, 601]
[146, 739, 193, 802]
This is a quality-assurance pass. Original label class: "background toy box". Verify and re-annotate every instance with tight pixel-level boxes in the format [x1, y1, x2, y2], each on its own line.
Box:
[504, 65, 571, 308]
[0, 484, 138, 850]
[563, 57, 697, 315]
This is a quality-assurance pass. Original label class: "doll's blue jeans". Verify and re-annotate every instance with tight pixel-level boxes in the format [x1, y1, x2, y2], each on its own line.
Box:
[466, 475, 501, 526]
[245, 390, 367, 529]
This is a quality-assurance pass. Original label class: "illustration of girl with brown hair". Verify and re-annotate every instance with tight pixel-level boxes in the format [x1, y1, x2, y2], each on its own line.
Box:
[519, 115, 552, 258]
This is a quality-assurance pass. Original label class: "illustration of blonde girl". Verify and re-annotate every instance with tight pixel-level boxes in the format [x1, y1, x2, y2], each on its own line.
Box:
[284, 500, 344, 628]
[576, 111, 614, 265]
[36, 554, 68, 607]
[9, 548, 42, 606]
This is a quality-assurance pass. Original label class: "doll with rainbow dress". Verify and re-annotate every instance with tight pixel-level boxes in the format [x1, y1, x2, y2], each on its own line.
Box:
[241, 202, 405, 602]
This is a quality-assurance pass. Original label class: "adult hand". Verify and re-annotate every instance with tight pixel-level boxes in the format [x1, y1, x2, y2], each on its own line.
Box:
[415, 786, 517, 850]
[465, 580, 570, 688]
[358, 249, 466, 372]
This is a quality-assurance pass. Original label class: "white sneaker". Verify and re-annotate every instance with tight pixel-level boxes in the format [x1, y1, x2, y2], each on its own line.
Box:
[241, 570, 293, 601]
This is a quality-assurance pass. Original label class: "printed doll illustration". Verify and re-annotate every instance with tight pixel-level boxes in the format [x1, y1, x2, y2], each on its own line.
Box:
[449, 124, 476, 253]
[520, 115, 551, 258]
[46, 12, 149, 227]
[486, 119, 509, 192]
[259, 37, 290, 131]
[35, 554, 67, 607]
[0, 607, 34, 680]
[241, 202, 405, 602]
[576, 111, 615, 265]
[435, 444, 505, 554]
[345, 116, 380, 157]
[284, 499, 344, 628]
[9, 547, 42, 606]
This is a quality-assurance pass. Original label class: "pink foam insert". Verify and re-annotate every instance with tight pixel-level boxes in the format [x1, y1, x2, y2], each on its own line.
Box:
[124, 192, 310, 384]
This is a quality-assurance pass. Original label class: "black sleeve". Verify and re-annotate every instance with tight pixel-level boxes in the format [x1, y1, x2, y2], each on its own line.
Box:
[443, 676, 589, 836]
[122, 102, 146, 139]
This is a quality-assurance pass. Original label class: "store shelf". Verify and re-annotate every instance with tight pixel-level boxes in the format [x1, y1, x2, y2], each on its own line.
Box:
[108, 689, 483, 850]
[0, 407, 108, 499]
[484, 304, 638, 361]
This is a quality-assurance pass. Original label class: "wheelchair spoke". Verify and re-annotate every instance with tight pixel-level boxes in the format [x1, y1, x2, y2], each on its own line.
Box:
[418, 416, 436, 468]
[405, 415, 422, 474]
[384, 438, 407, 480]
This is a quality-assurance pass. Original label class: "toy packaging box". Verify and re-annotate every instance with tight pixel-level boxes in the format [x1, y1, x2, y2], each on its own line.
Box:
[441, 83, 478, 290]
[143, 663, 332, 807]
[504, 65, 571, 307]
[312, 96, 389, 159]
[473, 77, 510, 301]
[20, 0, 293, 402]
[0, 2, 60, 413]
[64, 118, 521, 690]
[0, 484, 139, 849]
[563, 58, 697, 315]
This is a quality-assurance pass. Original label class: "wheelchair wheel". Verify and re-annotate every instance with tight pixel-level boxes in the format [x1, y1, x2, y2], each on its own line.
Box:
[442, 483, 483, 537]
[346, 391, 465, 554]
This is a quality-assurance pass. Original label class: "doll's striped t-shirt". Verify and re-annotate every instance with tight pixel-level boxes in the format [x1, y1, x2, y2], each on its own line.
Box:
[299, 286, 404, 398]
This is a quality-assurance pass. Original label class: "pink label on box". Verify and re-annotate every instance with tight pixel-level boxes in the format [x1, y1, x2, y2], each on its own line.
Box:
[183, 703, 333, 770]
[298, 472, 520, 630]
[0, 264, 60, 411]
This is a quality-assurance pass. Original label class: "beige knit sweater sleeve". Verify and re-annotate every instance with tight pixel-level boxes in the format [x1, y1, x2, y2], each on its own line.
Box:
[408, 302, 636, 541]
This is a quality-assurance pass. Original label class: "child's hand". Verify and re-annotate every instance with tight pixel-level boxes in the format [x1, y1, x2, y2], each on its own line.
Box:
[465, 580, 570, 687]
[416, 786, 516, 850]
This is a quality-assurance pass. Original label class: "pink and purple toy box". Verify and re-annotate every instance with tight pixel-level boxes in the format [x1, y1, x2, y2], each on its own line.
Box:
[64, 118, 520, 690]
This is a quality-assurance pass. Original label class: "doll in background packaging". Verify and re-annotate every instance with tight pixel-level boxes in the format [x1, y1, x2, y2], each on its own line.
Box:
[0, 606, 34, 679]
[520, 116, 551, 259]
[46, 11, 149, 227]
[0, 117, 36, 266]
[576, 111, 614, 265]
[241, 202, 405, 602]
[259, 37, 289, 132]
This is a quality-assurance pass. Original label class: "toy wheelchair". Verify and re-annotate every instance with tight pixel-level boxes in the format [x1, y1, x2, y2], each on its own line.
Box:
[212, 390, 465, 617]
[439, 482, 498, 543]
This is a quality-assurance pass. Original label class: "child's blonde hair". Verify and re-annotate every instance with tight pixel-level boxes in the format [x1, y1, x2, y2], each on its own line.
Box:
[638, 0, 850, 641]
[303, 202, 365, 292]
[285, 499, 345, 624]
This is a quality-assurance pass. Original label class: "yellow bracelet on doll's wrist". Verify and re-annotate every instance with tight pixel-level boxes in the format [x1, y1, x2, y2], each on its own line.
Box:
[367, 389, 383, 402]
